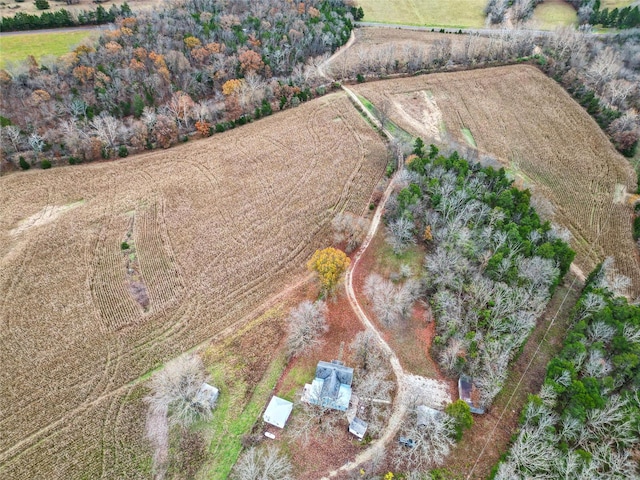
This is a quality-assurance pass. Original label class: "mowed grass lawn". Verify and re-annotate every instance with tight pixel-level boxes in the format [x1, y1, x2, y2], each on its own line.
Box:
[356, 0, 487, 28]
[531, 0, 577, 29]
[0, 30, 96, 67]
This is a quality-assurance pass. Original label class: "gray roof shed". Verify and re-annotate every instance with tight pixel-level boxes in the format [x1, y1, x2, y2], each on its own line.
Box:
[349, 417, 368, 439]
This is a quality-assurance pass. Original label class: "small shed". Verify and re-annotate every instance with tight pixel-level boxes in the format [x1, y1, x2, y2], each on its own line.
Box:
[459, 376, 485, 414]
[195, 383, 219, 410]
[348, 417, 368, 440]
[263, 396, 293, 429]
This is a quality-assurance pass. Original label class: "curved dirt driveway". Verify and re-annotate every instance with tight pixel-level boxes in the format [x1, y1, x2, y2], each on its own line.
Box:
[320, 168, 409, 479]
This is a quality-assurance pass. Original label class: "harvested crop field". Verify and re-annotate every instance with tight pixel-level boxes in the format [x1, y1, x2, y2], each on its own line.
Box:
[351, 65, 640, 294]
[0, 91, 388, 478]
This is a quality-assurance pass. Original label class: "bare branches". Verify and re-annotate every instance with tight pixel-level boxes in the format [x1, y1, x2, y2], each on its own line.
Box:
[145, 354, 212, 427]
[286, 400, 342, 446]
[350, 330, 385, 372]
[332, 212, 370, 253]
[386, 216, 416, 254]
[364, 273, 420, 327]
[394, 408, 455, 470]
[286, 300, 328, 358]
[232, 446, 294, 480]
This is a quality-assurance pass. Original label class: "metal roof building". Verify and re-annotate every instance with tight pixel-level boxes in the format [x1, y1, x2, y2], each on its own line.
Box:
[263, 396, 293, 429]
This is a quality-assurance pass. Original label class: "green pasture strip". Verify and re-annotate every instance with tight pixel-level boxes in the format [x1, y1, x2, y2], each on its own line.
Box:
[0, 30, 95, 67]
[355, 93, 414, 144]
[461, 127, 477, 148]
[356, 0, 486, 28]
[198, 353, 287, 480]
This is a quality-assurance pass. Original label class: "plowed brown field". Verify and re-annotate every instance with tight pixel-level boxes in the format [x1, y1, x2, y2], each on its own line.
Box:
[0, 92, 388, 479]
[351, 65, 640, 294]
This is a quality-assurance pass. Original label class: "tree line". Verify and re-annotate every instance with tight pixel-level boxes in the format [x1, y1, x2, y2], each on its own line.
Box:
[569, 0, 640, 28]
[494, 260, 639, 479]
[484, 0, 640, 29]
[0, 4, 133, 31]
[0, 0, 355, 170]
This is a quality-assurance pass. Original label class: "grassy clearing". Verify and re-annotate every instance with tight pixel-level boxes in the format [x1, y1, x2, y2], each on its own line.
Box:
[277, 362, 316, 402]
[198, 354, 286, 480]
[196, 307, 289, 479]
[461, 127, 477, 148]
[531, 0, 577, 29]
[356, 93, 414, 144]
[356, 0, 487, 28]
[0, 30, 96, 68]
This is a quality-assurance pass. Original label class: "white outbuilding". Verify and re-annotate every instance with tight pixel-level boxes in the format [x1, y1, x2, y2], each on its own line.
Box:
[263, 396, 293, 429]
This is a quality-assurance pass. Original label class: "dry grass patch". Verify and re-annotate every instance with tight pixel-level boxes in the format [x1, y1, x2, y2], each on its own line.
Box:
[351, 65, 640, 294]
[0, 92, 387, 479]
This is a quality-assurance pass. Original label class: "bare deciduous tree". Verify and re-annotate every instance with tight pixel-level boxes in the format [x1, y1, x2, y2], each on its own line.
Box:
[286, 300, 328, 357]
[350, 330, 384, 372]
[90, 113, 121, 150]
[231, 446, 294, 480]
[364, 273, 420, 327]
[585, 47, 623, 89]
[332, 212, 370, 253]
[386, 216, 415, 254]
[28, 132, 45, 156]
[287, 398, 341, 446]
[1, 125, 22, 153]
[145, 354, 212, 427]
[394, 409, 455, 470]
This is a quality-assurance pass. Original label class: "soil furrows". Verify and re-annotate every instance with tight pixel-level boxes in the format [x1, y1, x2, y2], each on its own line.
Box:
[135, 200, 184, 312]
[91, 212, 144, 331]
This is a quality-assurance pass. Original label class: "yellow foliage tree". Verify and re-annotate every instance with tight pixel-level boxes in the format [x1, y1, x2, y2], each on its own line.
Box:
[184, 36, 202, 49]
[423, 225, 433, 241]
[307, 247, 350, 293]
[222, 78, 243, 96]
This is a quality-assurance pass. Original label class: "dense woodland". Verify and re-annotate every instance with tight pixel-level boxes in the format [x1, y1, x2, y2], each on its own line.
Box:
[385, 144, 574, 406]
[0, 0, 355, 167]
[495, 261, 640, 479]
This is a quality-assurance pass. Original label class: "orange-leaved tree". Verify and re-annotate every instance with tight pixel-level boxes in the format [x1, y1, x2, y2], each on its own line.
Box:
[307, 247, 350, 294]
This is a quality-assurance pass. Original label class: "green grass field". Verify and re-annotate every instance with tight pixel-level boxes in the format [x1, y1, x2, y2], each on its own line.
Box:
[0, 30, 96, 68]
[531, 0, 577, 29]
[356, 0, 487, 28]
[601, 0, 637, 7]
